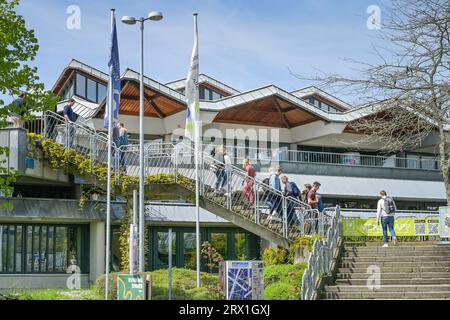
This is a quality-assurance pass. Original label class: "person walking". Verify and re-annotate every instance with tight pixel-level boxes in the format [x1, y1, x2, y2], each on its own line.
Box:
[117, 122, 129, 170]
[212, 145, 226, 193]
[11, 93, 30, 128]
[63, 98, 78, 148]
[242, 159, 256, 207]
[281, 176, 300, 224]
[377, 190, 398, 247]
[268, 166, 283, 218]
[300, 184, 312, 203]
[307, 181, 321, 233]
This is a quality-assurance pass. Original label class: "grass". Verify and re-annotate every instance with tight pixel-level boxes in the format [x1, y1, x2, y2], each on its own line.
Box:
[2, 265, 307, 300]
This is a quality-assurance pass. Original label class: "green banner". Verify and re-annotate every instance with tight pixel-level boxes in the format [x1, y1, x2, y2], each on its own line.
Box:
[117, 274, 146, 300]
[343, 218, 441, 237]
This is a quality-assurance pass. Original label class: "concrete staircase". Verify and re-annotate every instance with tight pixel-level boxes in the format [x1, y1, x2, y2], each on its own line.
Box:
[322, 242, 450, 300]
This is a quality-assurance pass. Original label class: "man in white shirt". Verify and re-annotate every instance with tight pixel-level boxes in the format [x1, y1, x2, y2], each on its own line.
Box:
[377, 190, 397, 247]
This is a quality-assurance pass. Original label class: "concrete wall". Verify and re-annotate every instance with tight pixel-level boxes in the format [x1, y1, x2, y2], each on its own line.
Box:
[0, 274, 89, 289]
[89, 221, 105, 283]
[0, 128, 27, 175]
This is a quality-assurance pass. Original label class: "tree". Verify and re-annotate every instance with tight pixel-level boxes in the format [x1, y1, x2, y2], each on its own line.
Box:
[0, 0, 57, 200]
[296, 0, 450, 203]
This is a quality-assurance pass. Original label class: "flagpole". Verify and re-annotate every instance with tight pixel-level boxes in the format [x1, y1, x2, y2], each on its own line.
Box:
[192, 13, 201, 289]
[105, 8, 115, 300]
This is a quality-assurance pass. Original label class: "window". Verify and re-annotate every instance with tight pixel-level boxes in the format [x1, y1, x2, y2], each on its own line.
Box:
[76, 73, 86, 98]
[74, 72, 107, 103]
[210, 233, 227, 259]
[97, 84, 107, 103]
[156, 231, 176, 268]
[183, 232, 196, 269]
[87, 78, 97, 102]
[234, 233, 246, 260]
[0, 224, 87, 274]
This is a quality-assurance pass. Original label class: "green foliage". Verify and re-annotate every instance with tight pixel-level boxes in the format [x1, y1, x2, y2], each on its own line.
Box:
[0, 0, 58, 200]
[288, 235, 322, 263]
[264, 263, 307, 300]
[201, 241, 224, 273]
[262, 247, 289, 266]
[95, 269, 219, 300]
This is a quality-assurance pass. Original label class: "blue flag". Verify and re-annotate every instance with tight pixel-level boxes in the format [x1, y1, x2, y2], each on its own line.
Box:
[104, 10, 121, 129]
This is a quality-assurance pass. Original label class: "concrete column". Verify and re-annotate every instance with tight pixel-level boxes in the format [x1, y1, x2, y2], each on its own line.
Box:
[89, 221, 106, 284]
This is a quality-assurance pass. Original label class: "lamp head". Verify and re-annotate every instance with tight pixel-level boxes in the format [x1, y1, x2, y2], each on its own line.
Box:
[121, 16, 137, 25]
[148, 11, 163, 21]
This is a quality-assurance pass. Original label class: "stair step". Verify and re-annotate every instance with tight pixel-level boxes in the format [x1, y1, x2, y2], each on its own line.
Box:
[344, 241, 436, 247]
[324, 284, 450, 293]
[342, 250, 450, 257]
[335, 278, 450, 285]
[322, 291, 450, 299]
[337, 266, 450, 276]
[341, 256, 450, 263]
[340, 261, 450, 268]
[337, 271, 450, 278]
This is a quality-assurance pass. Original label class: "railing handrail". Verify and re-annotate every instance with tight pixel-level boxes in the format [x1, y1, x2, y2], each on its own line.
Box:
[200, 142, 440, 171]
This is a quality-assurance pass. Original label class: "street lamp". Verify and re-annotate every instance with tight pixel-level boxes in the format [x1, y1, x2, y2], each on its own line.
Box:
[122, 11, 163, 273]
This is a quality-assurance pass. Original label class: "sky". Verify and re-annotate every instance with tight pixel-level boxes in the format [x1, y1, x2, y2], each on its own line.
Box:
[14, 0, 392, 105]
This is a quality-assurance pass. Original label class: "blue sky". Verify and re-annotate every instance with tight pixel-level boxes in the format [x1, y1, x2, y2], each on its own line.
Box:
[15, 0, 390, 104]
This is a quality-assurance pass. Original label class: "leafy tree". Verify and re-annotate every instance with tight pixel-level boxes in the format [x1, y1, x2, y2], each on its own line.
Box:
[0, 0, 57, 201]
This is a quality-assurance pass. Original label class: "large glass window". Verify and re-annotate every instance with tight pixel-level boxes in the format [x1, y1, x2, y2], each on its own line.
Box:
[0, 224, 87, 274]
[156, 231, 176, 268]
[76, 73, 86, 98]
[87, 78, 97, 102]
[97, 83, 107, 103]
[183, 232, 196, 269]
[234, 233, 246, 260]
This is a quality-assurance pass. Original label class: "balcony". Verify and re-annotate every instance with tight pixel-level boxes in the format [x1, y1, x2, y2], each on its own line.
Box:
[205, 144, 442, 181]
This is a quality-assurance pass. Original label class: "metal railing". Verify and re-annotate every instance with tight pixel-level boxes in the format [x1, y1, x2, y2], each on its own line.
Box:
[37, 112, 331, 243]
[201, 143, 440, 171]
[301, 206, 343, 300]
[117, 141, 326, 241]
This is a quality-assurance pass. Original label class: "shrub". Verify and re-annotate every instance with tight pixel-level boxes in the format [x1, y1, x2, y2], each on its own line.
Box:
[262, 247, 289, 266]
[95, 268, 219, 300]
[264, 263, 307, 300]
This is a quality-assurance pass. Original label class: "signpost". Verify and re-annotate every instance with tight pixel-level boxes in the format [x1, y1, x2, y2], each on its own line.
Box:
[117, 274, 146, 300]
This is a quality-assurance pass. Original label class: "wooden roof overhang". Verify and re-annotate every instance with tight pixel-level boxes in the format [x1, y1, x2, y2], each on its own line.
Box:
[212, 95, 322, 129]
[118, 81, 186, 118]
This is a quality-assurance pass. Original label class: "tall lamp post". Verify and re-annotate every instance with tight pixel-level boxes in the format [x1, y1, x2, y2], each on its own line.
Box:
[122, 11, 163, 272]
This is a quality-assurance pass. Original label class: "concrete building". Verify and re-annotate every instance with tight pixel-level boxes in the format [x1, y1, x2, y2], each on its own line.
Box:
[0, 59, 444, 288]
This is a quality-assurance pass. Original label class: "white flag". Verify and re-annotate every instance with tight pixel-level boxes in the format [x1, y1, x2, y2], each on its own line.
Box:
[184, 15, 200, 141]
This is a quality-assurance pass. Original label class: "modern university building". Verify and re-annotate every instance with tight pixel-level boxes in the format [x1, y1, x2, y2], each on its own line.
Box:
[0, 59, 445, 288]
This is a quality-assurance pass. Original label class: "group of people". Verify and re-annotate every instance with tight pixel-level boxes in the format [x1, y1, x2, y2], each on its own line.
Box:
[63, 98, 129, 168]
[209, 145, 325, 224]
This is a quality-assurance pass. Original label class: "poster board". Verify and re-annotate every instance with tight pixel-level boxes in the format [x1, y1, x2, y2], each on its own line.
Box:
[219, 261, 264, 300]
[439, 207, 450, 238]
[343, 217, 440, 237]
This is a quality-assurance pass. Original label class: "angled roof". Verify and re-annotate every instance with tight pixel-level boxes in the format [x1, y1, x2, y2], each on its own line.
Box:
[291, 86, 352, 110]
[165, 74, 241, 96]
[52, 59, 436, 130]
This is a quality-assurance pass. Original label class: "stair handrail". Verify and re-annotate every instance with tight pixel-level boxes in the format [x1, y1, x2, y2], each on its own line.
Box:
[301, 205, 342, 300]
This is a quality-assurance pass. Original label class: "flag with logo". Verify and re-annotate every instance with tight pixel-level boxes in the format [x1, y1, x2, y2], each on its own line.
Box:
[184, 15, 200, 141]
[104, 10, 121, 129]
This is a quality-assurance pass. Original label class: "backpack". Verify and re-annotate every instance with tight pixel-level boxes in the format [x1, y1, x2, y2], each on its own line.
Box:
[290, 182, 300, 198]
[383, 196, 396, 215]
